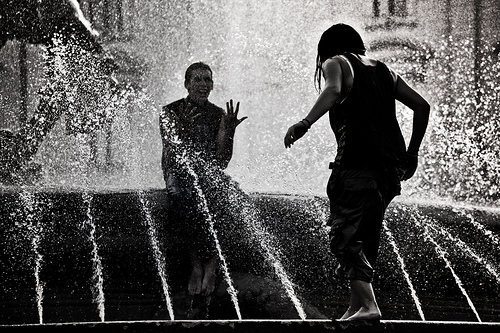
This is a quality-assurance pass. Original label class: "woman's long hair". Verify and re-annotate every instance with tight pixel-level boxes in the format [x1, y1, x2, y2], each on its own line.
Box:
[314, 24, 366, 92]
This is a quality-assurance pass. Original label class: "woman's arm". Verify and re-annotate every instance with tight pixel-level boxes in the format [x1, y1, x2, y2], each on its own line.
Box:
[305, 58, 344, 123]
[284, 57, 345, 148]
[395, 75, 430, 180]
[395, 76, 430, 155]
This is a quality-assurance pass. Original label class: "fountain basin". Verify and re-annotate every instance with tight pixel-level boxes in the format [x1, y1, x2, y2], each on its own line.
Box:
[1, 189, 499, 324]
[1, 319, 500, 333]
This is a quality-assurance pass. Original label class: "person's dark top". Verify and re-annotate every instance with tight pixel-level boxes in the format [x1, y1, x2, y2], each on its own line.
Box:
[329, 53, 407, 177]
[161, 97, 225, 178]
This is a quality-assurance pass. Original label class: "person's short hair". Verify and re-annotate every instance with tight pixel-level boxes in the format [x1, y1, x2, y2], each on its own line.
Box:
[185, 62, 212, 83]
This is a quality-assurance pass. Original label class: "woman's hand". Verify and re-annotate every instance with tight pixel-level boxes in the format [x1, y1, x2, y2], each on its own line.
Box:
[402, 153, 418, 180]
[284, 121, 308, 148]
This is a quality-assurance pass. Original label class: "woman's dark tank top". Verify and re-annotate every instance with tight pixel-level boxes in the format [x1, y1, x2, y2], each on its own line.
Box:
[329, 53, 407, 175]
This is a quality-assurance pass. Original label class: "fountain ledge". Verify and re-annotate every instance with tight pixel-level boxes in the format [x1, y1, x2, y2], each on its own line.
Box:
[1, 320, 499, 333]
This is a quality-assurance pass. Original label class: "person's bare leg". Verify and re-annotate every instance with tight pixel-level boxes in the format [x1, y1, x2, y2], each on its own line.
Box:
[201, 255, 218, 296]
[346, 279, 381, 321]
[188, 248, 203, 295]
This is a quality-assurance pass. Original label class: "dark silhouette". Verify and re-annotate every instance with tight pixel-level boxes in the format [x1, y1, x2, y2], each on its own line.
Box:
[159, 62, 246, 316]
[284, 23, 430, 321]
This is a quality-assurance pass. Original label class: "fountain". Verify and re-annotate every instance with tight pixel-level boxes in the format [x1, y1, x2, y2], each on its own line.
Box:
[1, 0, 500, 332]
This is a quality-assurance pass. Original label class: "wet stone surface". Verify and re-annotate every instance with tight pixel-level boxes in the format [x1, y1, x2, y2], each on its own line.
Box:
[0, 189, 499, 324]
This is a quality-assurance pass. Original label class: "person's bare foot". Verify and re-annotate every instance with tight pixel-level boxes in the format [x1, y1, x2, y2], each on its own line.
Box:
[188, 266, 203, 295]
[201, 259, 218, 296]
[346, 306, 381, 321]
[339, 307, 358, 320]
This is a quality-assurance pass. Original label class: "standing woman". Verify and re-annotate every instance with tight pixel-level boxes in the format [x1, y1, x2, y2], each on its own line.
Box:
[284, 24, 430, 321]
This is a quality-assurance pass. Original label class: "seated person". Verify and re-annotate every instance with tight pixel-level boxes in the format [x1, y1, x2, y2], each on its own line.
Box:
[159, 62, 247, 298]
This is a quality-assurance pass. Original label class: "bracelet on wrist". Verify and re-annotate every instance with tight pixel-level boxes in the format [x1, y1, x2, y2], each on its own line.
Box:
[301, 118, 312, 129]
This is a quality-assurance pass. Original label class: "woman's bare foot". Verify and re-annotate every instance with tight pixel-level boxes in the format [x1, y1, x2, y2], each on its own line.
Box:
[345, 280, 381, 321]
[339, 307, 358, 320]
[346, 306, 381, 321]
[188, 266, 203, 295]
[201, 258, 218, 296]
